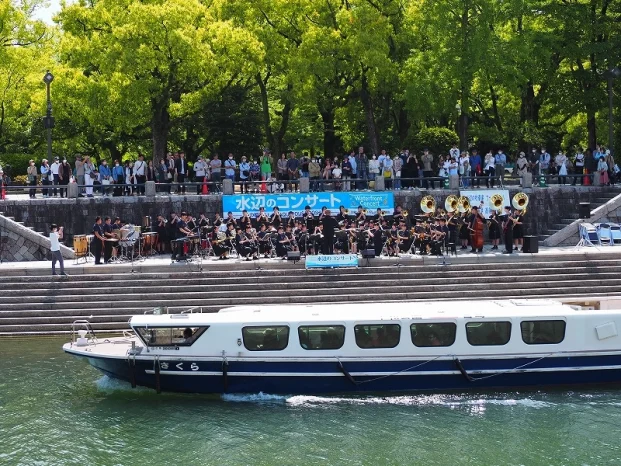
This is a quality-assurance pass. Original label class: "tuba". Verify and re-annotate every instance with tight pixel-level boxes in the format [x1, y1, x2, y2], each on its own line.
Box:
[490, 193, 504, 212]
[445, 195, 459, 212]
[457, 196, 471, 213]
[420, 195, 436, 213]
[512, 192, 529, 214]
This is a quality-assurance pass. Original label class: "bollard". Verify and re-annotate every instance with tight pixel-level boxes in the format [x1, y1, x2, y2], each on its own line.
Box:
[593, 171, 602, 186]
[449, 175, 459, 189]
[222, 178, 234, 195]
[145, 181, 156, 197]
[68, 182, 79, 198]
[374, 175, 385, 191]
[299, 177, 310, 193]
[522, 172, 532, 188]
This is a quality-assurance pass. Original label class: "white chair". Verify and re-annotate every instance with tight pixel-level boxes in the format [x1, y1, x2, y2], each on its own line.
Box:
[597, 223, 613, 246]
[609, 223, 621, 245]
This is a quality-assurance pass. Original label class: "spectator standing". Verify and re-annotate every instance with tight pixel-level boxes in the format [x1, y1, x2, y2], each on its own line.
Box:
[421, 149, 434, 189]
[368, 154, 380, 181]
[75, 156, 85, 194]
[449, 144, 460, 161]
[175, 153, 188, 194]
[84, 156, 96, 197]
[224, 154, 237, 187]
[49, 224, 67, 276]
[99, 160, 112, 196]
[260, 153, 272, 181]
[40, 159, 50, 197]
[146, 160, 156, 182]
[239, 156, 250, 193]
[484, 151, 495, 188]
[166, 153, 175, 191]
[134, 154, 147, 195]
[383, 155, 394, 190]
[354, 147, 368, 190]
[598, 156, 610, 185]
[538, 148, 551, 176]
[193, 155, 207, 194]
[309, 157, 321, 191]
[156, 158, 167, 193]
[605, 150, 615, 185]
[573, 148, 585, 185]
[249, 158, 260, 192]
[286, 152, 300, 192]
[393, 155, 403, 190]
[59, 159, 71, 198]
[50, 156, 60, 196]
[341, 155, 352, 191]
[349, 151, 358, 190]
[27, 159, 38, 198]
[210, 154, 222, 192]
[516, 152, 529, 187]
[555, 151, 568, 185]
[113, 159, 124, 196]
[124, 161, 134, 195]
[494, 149, 507, 186]
[300, 153, 310, 178]
[470, 149, 482, 188]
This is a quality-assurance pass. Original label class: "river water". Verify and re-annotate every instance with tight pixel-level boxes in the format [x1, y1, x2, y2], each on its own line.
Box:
[1, 338, 621, 466]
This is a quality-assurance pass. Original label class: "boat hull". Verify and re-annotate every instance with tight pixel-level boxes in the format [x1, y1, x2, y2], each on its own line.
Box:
[73, 351, 621, 395]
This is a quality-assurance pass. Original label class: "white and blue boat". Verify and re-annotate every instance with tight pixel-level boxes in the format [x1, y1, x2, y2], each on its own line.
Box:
[63, 300, 621, 394]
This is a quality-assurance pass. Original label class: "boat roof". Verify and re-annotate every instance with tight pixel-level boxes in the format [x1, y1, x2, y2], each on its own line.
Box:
[129, 300, 591, 327]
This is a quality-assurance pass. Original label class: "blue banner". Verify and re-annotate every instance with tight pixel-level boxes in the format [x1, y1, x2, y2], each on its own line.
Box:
[222, 192, 395, 217]
[305, 254, 359, 269]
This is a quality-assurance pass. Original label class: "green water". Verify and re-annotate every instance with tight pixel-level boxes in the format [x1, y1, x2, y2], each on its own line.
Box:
[1, 339, 621, 466]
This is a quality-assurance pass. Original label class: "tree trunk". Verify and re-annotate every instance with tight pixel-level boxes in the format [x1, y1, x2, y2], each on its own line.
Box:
[151, 99, 169, 164]
[587, 112, 597, 150]
[360, 72, 380, 155]
[320, 107, 337, 158]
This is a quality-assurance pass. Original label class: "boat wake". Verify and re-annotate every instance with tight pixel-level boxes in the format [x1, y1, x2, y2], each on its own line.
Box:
[221, 392, 554, 408]
[96, 376, 152, 393]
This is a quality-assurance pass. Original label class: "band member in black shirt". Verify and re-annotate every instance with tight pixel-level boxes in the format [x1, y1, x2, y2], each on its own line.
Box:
[336, 206, 349, 224]
[502, 206, 515, 254]
[256, 207, 269, 227]
[171, 212, 192, 261]
[226, 211, 237, 227]
[286, 211, 296, 229]
[396, 223, 412, 254]
[257, 223, 272, 257]
[303, 206, 315, 231]
[320, 209, 338, 254]
[102, 217, 115, 263]
[92, 216, 105, 265]
[275, 226, 290, 258]
[239, 210, 252, 231]
[355, 206, 366, 225]
[213, 213, 223, 229]
[237, 225, 258, 261]
[369, 222, 383, 256]
[270, 207, 282, 229]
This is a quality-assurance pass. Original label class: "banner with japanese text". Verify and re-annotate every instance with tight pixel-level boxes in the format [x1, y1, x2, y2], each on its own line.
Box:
[305, 254, 359, 269]
[222, 192, 395, 217]
[459, 189, 510, 218]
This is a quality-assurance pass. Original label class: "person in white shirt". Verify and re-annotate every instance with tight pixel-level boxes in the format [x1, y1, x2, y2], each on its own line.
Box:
[40, 159, 50, 197]
[193, 155, 207, 194]
[83, 156, 95, 197]
[484, 152, 495, 188]
[368, 155, 380, 177]
[573, 148, 585, 186]
[134, 154, 147, 195]
[50, 156, 60, 196]
[49, 224, 67, 276]
[555, 151, 568, 185]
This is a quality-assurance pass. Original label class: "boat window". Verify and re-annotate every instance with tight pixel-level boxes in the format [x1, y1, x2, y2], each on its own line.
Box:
[411, 323, 457, 347]
[135, 326, 208, 347]
[521, 320, 566, 345]
[298, 326, 345, 350]
[242, 326, 289, 351]
[466, 321, 512, 346]
[354, 324, 401, 349]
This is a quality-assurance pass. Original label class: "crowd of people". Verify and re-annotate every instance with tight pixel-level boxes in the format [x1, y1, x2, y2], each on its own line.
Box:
[80, 203, 526, 265]
[7, 144, 619, 198]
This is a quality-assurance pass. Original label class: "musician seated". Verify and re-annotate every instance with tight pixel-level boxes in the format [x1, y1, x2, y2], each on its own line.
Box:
[235, 226, 258, 261]
[396, 224, 412, 254]
[257, 223, 272, 258]
[275, 226, 289, 258]
[285, 225, 299, 252]
[171, 212, 192, 261]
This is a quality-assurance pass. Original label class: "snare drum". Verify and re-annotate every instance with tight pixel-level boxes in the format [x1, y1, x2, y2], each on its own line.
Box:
[73, 235, 88, 257]
[134, 225, 142, 235]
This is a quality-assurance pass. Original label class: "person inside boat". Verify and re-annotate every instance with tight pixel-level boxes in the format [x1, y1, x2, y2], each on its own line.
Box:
[428, 333, 442, 346]
[183, 328, 193, 344]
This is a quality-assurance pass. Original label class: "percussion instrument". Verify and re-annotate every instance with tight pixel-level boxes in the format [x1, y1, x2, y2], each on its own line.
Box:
[73, 235, 88, 258]
[142, 232, 158, 255]
[134, 225, 142, 235]
[142, 216, 151, 231]
[218, 224, 228, 232]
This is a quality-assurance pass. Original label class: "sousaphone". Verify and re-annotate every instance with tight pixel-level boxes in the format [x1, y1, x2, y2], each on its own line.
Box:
[445, 195, 459, 213]
[490, 194, 504, 212]
[512, 192, 529, 214]
[420, 195, 436, 213]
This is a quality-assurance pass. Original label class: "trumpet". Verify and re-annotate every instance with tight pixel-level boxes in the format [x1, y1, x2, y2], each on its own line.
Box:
[402, 209, 409, 217]
[362, 208, 368, 214]
[381, 210, 387, 216]
[344, 208, 350, 215]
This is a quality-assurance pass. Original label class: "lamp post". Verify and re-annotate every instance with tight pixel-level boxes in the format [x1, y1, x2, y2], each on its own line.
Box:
[455, 102, 464, 151]
[42, 71, 55, 162]
[605, 67, 621, 157]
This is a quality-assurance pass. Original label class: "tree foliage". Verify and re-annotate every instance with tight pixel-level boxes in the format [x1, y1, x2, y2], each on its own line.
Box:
[0, 0, 620, 163]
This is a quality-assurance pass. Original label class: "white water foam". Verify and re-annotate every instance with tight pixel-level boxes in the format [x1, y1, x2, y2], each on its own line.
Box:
[221, 392, 555, 408]
[96, 376, 152, 393]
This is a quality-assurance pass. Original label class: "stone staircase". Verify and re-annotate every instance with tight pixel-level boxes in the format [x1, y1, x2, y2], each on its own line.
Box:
[1, 254, 621, 336]
[538, 187, 621, 245]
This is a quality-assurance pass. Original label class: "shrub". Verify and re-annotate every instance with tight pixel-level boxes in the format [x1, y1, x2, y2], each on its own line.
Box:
[409, 127, 458, 155]
[0, 153, 37, 176]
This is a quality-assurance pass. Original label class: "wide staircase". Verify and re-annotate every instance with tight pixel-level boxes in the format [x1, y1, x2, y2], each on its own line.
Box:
[1, 255, 621, 336]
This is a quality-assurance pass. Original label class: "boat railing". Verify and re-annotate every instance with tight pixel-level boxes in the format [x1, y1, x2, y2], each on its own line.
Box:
[70, 319, 98, 347]
[144, 307, 169, 315]
[181, 306, 204, 314]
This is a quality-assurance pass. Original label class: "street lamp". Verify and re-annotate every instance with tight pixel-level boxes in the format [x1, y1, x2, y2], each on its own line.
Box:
[42, 71, 55, 162]
[605, 66, 621, 157]
[455, 103, 463, 151]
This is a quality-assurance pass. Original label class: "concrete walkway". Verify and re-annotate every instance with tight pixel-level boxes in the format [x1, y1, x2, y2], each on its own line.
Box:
[2, 245, 620, 276]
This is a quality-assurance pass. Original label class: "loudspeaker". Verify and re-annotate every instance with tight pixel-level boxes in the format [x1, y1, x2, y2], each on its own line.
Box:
[361, 249, 376, 259]
[287, 251, 301, 261]
[522, 236, 539, 254]
[579, 202, 591, 219]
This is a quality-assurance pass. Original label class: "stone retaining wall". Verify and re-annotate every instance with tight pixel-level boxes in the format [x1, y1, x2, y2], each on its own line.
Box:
[0, 214, 74, 261]
[0, 186, 616, 255]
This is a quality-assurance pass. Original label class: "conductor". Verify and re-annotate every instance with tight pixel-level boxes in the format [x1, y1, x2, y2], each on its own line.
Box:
[320, 209, 338, 255]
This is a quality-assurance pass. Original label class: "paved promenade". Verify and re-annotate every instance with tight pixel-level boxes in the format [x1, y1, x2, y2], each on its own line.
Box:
[1, 245, 619, 276]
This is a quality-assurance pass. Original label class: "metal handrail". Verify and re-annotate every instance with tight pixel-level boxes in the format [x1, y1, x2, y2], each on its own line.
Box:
[70, 319, 98, 347]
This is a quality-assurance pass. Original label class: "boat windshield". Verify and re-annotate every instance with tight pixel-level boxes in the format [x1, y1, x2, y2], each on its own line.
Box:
[134, 326, 209, 347]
